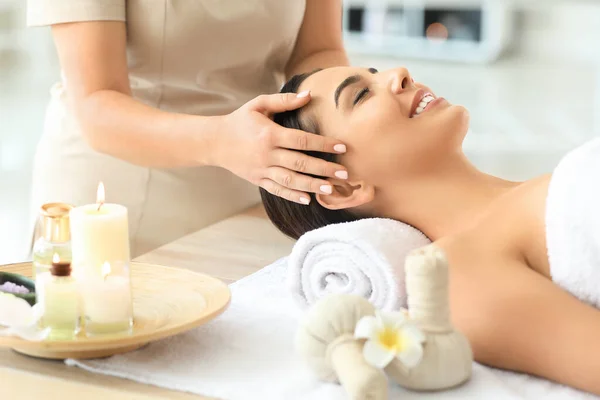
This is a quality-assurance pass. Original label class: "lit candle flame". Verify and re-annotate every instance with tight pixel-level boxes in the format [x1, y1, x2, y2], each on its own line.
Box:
[101, 262, 111, 280]
[52, 253, 60, 264]
[97, 182, 105, 211]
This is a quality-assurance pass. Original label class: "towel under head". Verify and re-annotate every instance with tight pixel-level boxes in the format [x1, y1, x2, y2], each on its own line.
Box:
[288, 218, 431, 311]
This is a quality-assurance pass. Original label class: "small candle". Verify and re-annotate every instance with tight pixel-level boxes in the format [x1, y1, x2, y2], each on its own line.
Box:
[81, 261, 133, 336]
[70, 182, 130, 274]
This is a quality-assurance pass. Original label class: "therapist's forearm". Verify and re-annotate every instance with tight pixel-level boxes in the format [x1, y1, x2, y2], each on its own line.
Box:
[76, 90, 222, 169]
[286, 49, 349, 78]
[285, 0, 348, 77]
[51, 21, 217, 169]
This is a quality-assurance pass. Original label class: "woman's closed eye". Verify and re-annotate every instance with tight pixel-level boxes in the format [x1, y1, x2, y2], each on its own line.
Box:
[353, 87, 371, 106]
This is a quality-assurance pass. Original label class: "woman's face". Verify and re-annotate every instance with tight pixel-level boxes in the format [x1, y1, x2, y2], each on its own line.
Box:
[297, 66, 470, 187]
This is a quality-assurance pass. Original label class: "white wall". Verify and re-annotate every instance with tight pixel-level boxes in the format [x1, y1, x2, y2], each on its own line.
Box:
[514, 0, 600, 64]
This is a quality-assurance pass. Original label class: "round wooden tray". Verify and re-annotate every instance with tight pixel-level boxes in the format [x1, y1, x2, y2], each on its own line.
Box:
[0, 262, 231, 360]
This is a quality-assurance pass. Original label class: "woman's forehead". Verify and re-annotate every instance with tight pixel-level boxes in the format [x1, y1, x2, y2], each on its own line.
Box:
[297, 67, 366, 125]
[299, 66, 370, 96]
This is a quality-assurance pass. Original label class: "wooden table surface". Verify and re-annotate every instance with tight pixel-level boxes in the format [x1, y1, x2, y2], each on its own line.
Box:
[1, 205, 294, 400]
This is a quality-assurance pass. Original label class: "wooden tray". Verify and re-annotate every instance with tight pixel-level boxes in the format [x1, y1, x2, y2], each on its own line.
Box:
[0, 262, 231, 360]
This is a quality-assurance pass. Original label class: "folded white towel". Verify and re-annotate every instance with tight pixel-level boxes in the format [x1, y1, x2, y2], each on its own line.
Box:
[546, 138, 600, 308]
[288, 218, 431, 311]
[67, 258, 595, 400]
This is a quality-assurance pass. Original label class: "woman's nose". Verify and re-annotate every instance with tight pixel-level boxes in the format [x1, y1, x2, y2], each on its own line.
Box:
[389, 68, 413, 94]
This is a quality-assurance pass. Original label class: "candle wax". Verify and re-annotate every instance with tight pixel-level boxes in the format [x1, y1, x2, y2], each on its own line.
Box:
[70, 203, 130, 273]
[81, 275, 133, 336]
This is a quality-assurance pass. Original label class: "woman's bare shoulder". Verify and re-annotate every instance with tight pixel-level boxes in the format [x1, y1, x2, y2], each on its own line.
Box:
[509, 174, 554, 276]
[437, 173, 553, 278]
[487, 173, 553, 277]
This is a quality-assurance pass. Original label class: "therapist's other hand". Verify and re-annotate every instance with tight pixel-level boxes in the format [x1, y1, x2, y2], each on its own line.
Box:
[217, 91, 348, 205]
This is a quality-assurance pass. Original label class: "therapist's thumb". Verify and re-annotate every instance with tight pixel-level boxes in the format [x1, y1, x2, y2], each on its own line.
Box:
[249, 91, 311, 114]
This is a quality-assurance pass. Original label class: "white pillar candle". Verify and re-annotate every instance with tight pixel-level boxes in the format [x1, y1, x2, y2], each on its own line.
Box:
[84, 277, 132, 323]
[81, 261, 133, 336]
[70, 182, 130, 273]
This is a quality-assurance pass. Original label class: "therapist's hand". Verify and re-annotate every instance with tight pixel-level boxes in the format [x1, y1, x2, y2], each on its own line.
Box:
[216, 91, 348, 205]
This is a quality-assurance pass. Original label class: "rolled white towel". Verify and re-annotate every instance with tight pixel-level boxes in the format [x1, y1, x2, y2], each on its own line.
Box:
[288, 218, 431, 311]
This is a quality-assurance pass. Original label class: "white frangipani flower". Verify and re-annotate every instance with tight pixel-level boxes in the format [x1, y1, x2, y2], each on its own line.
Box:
[0, 293, 49, 341]
[355, 310, 426, 369]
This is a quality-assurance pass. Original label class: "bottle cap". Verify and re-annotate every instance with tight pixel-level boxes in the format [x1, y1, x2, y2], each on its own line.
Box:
[51, 260, 72, 277]
[39, 203, 74, 243]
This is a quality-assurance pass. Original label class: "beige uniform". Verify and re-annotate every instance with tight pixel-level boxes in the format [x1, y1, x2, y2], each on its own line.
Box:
[26, 0, 306, 256]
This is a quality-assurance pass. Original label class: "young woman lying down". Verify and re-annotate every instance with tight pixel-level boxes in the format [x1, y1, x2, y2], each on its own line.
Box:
[259, 66, 600, 395]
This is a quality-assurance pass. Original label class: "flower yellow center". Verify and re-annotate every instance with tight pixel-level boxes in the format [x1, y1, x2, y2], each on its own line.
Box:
[378, 327, 404, 353]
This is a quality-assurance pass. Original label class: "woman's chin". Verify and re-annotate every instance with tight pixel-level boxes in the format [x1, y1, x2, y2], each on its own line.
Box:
[459, 106, 470, 129]
[449, 103, 469, 117]
[436, 105, 470, 146]
[449, 105, 470, 132]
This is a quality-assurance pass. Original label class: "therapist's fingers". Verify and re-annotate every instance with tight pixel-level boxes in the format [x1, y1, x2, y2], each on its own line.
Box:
[259, 179, 311, 205]
[270, 149, 348, 180]
[248, 92, 312, 115]
[274, 127, 347, 155]
[266, 166, 334, 195]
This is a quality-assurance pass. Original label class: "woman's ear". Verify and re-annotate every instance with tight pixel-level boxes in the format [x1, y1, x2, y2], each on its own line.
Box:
[316, 179, 374, 210]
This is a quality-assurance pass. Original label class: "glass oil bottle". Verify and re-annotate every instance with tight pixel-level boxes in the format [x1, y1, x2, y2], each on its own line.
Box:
[33, 203, 73, 305]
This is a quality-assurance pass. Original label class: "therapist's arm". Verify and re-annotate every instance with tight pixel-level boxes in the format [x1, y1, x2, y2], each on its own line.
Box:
[50, 21, 349, 205]
[51, 21, 220, 168]
[285, 0, 349, 77]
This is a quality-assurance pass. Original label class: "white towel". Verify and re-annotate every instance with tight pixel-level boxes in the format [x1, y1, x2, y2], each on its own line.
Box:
[288, 218, 431, 311]
[546, 138, 600, 308]
[67, 258, 595, 400]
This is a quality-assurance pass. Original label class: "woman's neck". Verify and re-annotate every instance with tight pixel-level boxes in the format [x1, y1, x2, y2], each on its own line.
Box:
[376, 155, 519, 240]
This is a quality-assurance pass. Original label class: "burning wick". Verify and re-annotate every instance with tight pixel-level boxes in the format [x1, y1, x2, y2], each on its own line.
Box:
[97, 181, 105, 211]
[101, 262, 111, 282]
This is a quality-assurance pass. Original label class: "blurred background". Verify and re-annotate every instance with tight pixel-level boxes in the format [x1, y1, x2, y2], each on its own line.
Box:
[1, 0, 599, 264]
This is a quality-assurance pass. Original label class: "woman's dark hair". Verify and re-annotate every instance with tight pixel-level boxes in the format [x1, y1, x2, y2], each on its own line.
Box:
[259, 71, 363, 240]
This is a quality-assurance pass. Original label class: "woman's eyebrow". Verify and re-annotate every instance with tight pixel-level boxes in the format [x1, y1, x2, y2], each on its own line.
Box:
[334, 75, 362, 108]
[333, 68, 378, 108]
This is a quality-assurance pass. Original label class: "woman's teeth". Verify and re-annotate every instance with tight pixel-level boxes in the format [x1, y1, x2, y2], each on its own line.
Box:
[415, 95, 435, 116]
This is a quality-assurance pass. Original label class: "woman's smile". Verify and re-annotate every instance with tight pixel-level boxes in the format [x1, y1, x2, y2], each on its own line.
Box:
[410, 90, 434, 117]
[410, 91, 448, 118]
[416, 97, 449, 117]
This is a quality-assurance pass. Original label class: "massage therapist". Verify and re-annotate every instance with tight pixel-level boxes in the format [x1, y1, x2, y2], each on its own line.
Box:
[26, 0, 349, 256]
